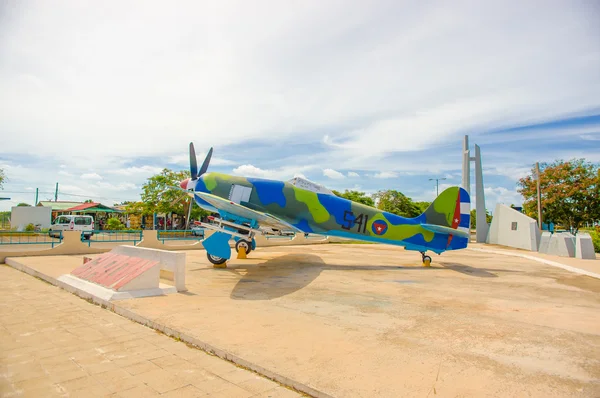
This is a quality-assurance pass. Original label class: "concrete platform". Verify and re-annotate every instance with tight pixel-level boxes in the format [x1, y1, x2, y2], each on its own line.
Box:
[6, 243, 600, 397]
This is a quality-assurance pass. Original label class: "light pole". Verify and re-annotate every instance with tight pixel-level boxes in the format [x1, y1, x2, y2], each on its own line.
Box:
[429, 177, 447, 197]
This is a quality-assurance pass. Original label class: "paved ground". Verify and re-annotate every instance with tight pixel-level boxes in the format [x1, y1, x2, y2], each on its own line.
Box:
[5, 243, 600, 397]
[0, 265, 302, 397]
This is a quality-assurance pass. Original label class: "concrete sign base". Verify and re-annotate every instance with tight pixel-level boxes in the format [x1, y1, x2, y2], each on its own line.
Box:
[57, 246, 186, 301]
[547, 233, 575, 257]
[575, 233, 597, 260]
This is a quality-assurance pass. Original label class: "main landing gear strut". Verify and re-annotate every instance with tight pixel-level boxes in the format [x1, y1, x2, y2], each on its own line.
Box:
[421, 251, 432, 267]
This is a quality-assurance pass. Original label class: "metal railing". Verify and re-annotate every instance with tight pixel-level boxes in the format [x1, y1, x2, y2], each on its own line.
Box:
[81, 230, 143, 247]
[0, 231, 63, 248]
[157, 229, 204, 243]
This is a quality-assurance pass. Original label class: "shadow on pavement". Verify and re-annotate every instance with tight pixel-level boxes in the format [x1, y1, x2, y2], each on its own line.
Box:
[438, 262, 522, 278]
[228, 254, 325, 300]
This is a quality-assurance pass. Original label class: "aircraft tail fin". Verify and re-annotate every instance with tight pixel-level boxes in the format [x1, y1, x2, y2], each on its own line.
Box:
[420, 187, 471, 247]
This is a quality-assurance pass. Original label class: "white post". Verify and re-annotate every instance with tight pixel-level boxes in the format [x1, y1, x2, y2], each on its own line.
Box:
[462, 135, 471, 196]
[475, 144, 488, 243]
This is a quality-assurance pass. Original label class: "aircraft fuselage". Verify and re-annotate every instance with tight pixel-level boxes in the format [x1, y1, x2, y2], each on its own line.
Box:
[191, 172, 469, 254]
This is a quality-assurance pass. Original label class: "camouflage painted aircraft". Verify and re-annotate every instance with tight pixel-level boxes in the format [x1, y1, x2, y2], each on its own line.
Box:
[178, 143, 471, 267]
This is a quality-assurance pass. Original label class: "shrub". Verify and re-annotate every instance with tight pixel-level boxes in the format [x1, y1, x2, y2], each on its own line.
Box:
[106, 218, 125, 230]
[25, 223, 35, 232]
[590, 230, 600, 253]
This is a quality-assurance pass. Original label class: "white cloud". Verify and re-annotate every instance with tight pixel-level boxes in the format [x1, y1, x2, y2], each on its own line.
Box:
[110, 166, 163, 176]
[232, 165, 272, 178]
[97, 182, 137, 191]
[1, 1, 598, 161]
[347, 171, 360, 178]
[580, 133, 600, 141]
[58, 170, 73, 176]
[168, 153, 235, 167]
[323, 168, 346, 179]
[81, 173, 103, 180]
[484, 166, 531, 180]
[483, 186, 524, 209]
[373, 171, 398, 179]
[232, 164, 314, 180]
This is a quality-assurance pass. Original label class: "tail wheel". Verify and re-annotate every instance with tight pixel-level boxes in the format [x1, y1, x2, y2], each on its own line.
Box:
[423, 255, 432, 267]
[207, 253, 227, 265]
[235, 239, 252, 254]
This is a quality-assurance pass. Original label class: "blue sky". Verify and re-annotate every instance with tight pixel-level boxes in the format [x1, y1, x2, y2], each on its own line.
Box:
[1, 1, 599, 213]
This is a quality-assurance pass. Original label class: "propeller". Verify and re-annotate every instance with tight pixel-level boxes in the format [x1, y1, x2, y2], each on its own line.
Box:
[189, 143, 198, 180]
[175, 142, 214, 230]
[189, 143, 213, 181]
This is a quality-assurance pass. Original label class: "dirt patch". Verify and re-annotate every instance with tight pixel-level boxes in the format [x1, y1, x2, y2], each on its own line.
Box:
[556, 275, 600, 293]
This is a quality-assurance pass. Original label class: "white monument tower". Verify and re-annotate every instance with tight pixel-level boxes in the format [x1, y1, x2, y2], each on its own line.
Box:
[462, 135, 489, 243]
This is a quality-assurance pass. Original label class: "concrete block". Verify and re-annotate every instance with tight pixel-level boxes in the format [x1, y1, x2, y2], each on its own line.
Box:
[575, 233, 597, 260]
[112, 245, 187, 292]
[486, 204, 539, 251]
[547, 233, 575, 257]
[538, 232, 552, 253]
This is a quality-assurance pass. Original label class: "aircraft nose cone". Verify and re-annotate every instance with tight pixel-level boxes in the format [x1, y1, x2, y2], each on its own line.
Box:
[180, 178, 190, 189]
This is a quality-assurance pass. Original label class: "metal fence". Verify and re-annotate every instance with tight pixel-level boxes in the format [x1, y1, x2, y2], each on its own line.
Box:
[0, 231, 63, 248]
[81, 230, 143, 247]
[157, 229, 204, 243]
[0, 214, 10, 230]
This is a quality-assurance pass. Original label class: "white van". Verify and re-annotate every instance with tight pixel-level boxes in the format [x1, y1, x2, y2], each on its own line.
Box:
[49, 215, 95, 239]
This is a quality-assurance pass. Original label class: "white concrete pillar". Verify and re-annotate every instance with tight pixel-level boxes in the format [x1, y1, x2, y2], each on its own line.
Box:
[462, 135, 471, 196]
[475, 144, 489, 243]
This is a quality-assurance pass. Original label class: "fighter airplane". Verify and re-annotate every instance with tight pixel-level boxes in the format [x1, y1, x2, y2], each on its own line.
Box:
[178, 143, 471, 267]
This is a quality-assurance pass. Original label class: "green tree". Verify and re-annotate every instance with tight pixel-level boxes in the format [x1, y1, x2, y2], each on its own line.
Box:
[125, 201, 152, 216]
[332, 190, 375, 207]
[0, 168, 5, 189]
[470, 209, 492, 229]
[518, 159, 599, 233]
[139, 169, 208, 223]
[17, 203, 31, 207]
[141, 169, 190, 215]
[414, 201, 431, 213]
[374, 190, 421, 217]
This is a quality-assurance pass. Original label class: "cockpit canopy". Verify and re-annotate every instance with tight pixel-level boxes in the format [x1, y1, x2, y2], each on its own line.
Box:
[287, 177, 335, 195]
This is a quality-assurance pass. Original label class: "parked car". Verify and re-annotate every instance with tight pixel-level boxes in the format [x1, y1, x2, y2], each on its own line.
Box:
[49, 215, 95, 239]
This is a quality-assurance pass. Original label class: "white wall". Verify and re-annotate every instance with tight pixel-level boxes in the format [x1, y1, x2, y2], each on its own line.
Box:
[487, 204, 540, 251]
[11, 206, 52, 230]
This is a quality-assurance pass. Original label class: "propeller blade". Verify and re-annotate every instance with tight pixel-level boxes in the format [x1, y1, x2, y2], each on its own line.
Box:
[189, 142, 198, 180]
[198, 147, 213, 177]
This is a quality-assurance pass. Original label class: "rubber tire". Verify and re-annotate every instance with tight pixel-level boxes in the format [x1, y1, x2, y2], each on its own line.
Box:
[423, 255, 432, 267]
[207, 252, 227, 265]
[235, 239, 252, 254]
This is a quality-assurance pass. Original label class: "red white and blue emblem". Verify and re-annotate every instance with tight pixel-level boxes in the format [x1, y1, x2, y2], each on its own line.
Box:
[371, 220, 388, 235]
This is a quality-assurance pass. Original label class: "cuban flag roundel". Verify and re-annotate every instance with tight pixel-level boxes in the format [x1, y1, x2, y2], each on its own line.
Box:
[372, 220, 388, 235]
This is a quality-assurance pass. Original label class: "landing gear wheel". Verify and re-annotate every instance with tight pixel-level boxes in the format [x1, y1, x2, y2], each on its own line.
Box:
[235, 239, 252, 254]
[422, 255, 432, 267]
[207, 253, 227, 268]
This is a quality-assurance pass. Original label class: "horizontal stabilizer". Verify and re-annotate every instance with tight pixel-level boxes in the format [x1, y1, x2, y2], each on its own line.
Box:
[421, 223, 470, 238]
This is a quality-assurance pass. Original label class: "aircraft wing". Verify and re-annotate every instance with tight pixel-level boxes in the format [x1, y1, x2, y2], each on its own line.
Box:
[193, 191, 302, 233]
